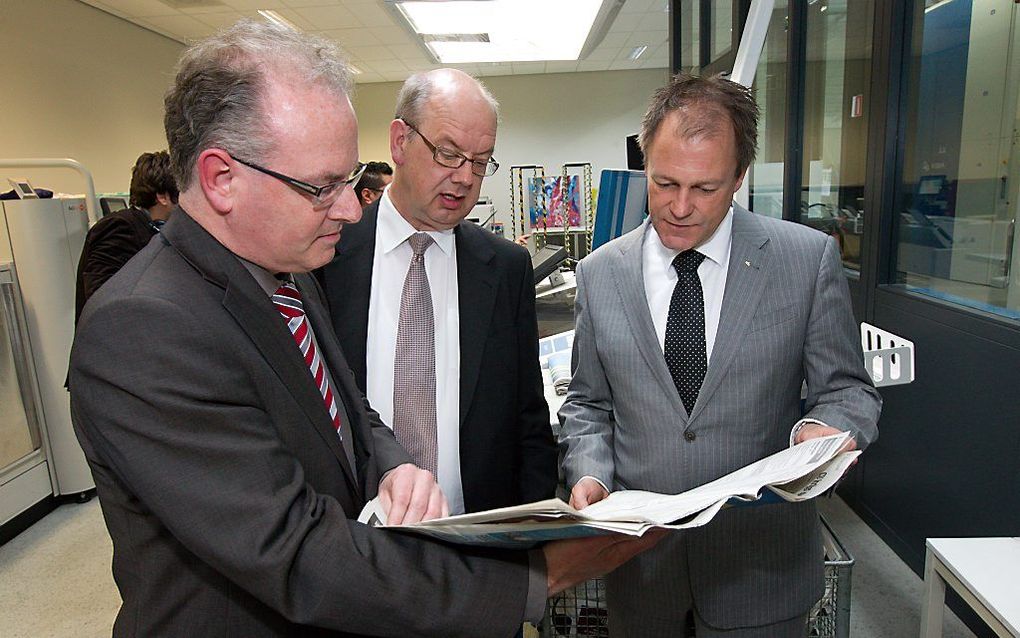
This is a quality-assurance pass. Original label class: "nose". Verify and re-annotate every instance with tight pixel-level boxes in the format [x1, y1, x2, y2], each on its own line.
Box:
[670, 187, 695, 219]
[329, 186, 363, 224]
[451, 160, 476, 185]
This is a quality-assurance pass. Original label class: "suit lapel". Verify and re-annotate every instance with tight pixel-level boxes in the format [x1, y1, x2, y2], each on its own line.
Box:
[456, 222, 498, 426]
[610, 221, 687, 419]
[297, 273, 363, 500]
[326, 203, 378, 389]
[688, 204, 771, 423]
[163, 211, 359, 494]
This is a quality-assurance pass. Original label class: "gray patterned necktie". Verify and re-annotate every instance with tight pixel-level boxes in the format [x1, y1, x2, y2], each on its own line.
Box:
[393, 232, 438, 476]
[665, 249, 707, 416]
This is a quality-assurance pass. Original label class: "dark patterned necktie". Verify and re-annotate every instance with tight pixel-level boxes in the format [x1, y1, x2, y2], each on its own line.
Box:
[273, 283, 342, 438]
[664, 250, 707, 416]
[392, 232, 437, 476]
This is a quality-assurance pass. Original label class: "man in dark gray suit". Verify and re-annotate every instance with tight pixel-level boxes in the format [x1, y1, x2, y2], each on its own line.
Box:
[559, 74, 882, 637]
[68, 20, 657, 637]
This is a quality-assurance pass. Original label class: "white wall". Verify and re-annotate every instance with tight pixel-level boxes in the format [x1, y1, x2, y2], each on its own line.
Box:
[0, 0, 183, 195]
[352, 68, 668, 232]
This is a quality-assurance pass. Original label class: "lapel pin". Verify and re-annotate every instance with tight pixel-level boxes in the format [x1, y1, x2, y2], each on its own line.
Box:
[744, 260, 752, 267]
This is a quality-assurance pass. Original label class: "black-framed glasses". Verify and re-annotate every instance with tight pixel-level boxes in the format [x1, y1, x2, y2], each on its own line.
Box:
[233, 156, 367, 208]
[401, 119, 499, 178]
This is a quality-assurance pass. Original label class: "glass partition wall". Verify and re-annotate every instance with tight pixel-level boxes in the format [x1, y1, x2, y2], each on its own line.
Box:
[894, 0, 1020, 320]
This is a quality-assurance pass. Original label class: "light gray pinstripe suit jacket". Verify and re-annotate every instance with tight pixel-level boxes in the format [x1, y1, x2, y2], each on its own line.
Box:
[559, 204, 881, 634]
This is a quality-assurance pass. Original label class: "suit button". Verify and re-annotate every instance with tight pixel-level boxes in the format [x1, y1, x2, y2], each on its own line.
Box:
[684, 430, 696, 442]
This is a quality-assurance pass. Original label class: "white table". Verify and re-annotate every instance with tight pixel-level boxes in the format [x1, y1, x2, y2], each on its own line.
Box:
[920, 537, 1020, 637]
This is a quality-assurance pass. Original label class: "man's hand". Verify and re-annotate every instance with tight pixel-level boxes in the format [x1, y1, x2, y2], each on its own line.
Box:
[543, 531, 667, 596]
[795, 422, 857, 453]
[569, 477, 610, 510]
[378, 463, 449, 525]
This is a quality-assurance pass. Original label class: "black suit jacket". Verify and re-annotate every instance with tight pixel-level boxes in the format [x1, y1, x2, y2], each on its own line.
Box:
[69, 208, 532, 637]
[317, 202, 557, 513]
[74, 206, 157, 324]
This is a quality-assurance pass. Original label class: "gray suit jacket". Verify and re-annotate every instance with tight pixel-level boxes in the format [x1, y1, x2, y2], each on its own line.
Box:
[69, 209, 532, 637]
[559, 204, 880, 630]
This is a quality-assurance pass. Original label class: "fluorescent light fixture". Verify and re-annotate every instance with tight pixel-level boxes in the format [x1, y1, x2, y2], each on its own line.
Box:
[349, 65, 362, 75]
[392, 0, 603, 63]
[924, 0, 954, 13]
[627, 45, 648, 61]
[258, 10, 300, 32]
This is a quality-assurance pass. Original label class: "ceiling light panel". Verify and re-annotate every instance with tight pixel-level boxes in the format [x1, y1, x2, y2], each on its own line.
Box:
[394, 0, 603, 63]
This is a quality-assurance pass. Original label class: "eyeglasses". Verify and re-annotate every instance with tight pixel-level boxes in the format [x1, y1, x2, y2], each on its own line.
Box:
[233, 156, 367, 208]
[401, 119, 499, 178]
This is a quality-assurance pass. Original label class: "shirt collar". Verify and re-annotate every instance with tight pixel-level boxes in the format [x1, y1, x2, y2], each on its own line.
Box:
[237, 256, 288, 298]
[646, 205, 734, 270]
[377, 189, 455, 256]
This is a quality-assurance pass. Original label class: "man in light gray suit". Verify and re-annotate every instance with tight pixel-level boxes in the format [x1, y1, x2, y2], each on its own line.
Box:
[559, 74, 881, 637]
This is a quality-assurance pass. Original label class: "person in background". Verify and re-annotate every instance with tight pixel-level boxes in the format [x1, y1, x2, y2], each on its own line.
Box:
[73, 150, 177, 324]
[69, 20, 657, 638]
[317, 68, 558, 516]
[559, 73, 881, 637]
[354, 160, 393, 207]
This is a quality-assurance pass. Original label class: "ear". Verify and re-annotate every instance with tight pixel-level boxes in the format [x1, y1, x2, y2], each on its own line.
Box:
[734, 166, 747, 193]
[389, 118, 410, 167]
[359, 187, 373, 204]
[195, 149, 235, 215]
[155, 192, 173, 207]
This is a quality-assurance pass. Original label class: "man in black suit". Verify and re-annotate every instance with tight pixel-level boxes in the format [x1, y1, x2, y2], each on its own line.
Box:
[69, 20, 655, 637]
[317, 69, 557, 515]
[74, 150, 177, 324]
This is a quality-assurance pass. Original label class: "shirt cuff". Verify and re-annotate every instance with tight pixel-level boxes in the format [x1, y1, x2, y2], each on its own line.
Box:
[524, 548, 549, 624]
[578, 475, 610, 495]
[789, 418, 832, 447]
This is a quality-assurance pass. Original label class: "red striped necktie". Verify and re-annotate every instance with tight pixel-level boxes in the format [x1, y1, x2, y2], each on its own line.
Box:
[273, 282, 342, 438]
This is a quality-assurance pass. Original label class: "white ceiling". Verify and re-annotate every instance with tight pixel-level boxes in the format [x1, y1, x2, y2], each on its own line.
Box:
[77, 0, 671, 84]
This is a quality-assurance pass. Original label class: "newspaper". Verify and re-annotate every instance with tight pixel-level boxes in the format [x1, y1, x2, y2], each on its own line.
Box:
[358, 433, 859, 548]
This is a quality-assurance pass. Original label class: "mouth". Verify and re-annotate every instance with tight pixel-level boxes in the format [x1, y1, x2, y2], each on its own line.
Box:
[438, 192, 466, 210]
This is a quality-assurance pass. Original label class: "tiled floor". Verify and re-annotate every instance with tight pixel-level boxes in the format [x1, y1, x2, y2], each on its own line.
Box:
[0, 495, 976, 637]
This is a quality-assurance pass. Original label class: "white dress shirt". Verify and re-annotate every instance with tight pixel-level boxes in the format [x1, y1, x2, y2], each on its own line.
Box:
[366, 191, 464, 514]
[643, 208, 734, 363]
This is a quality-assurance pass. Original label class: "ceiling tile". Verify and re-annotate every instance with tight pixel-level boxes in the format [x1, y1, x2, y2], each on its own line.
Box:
[584, 45, 623, 62]
[625, 31, 664, 48]
[356, 45, 397, 61]
[194, 11, 247, 29]
[576, 59, 612, 72]
[606, 12, 642, 32]
[369, 59, 408, 73]
[635, 11, 669, 32]
[511, 62, 547, 75]
[319, 27, 382, 46]
[340, 1, 395, 27]
[386, 44, 426, 61]
[295, 5, 361, 29]
[367, 26, 412, 46]
[354, 72, 385, 83]
[221, 0, 287, 10]
[94, 0, 180, 17]
[544, 61, 580, 74]
[281, 0, 342, 7]
[143, 13, 212, 39]
[381, 71, 408, 82]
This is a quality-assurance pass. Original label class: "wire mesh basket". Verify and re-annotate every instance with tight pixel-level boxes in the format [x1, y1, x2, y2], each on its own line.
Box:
[539, 515, 853, 638]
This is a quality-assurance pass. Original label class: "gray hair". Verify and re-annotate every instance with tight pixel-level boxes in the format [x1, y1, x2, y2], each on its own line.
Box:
[394, 70, 500, 126]
[164, 19, 354, 190]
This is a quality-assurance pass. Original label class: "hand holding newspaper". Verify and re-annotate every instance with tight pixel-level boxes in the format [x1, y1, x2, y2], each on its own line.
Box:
[359, 433, 859, 549]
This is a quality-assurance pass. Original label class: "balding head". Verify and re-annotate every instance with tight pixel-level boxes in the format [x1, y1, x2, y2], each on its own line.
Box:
[395, 68, 499, 127]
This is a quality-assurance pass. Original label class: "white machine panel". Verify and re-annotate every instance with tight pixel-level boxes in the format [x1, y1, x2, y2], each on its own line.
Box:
[1, 198, 93, 494]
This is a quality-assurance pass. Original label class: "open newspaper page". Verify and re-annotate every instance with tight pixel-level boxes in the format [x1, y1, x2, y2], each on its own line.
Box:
[538, 330, 574, 395]
[359, 433, 858, 549]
